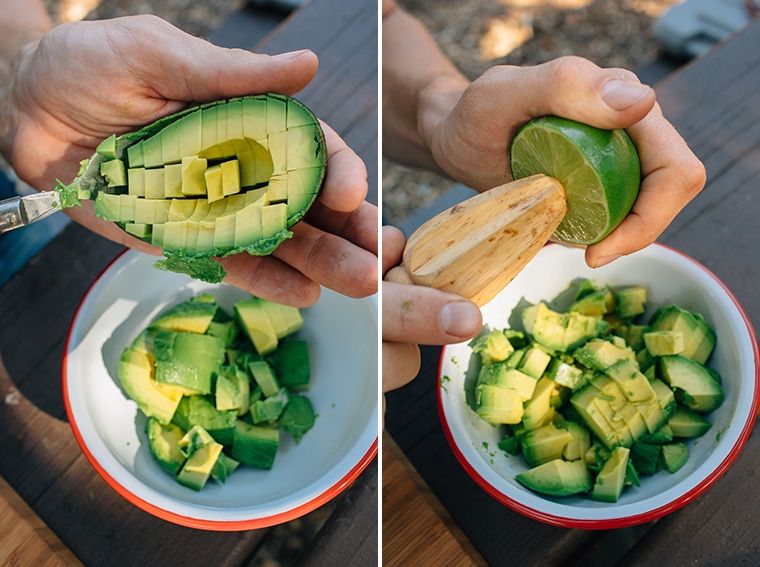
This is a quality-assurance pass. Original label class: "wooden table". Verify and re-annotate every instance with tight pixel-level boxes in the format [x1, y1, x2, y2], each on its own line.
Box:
[384, 18, 760, 566]
[0, 0, 377, 565]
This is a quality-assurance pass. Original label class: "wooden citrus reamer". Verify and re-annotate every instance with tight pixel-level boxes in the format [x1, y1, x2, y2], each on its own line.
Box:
[384, 174, 567, 306]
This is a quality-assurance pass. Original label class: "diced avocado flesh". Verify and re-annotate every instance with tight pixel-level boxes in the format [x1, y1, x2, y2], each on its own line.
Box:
[592, 446, 629, 502]
[516, 458, 593, 497]
[231, 421, 279, 470]
[145, 417, 187, 476]
[659, 355, 724, 413]
[119, 293, 316, 490]
[477, 279, 726, 504]
[56, 94, 326, 284]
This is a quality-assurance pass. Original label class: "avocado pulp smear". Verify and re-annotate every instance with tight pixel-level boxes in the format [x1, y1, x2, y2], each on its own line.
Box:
[56, 94, 327, 283]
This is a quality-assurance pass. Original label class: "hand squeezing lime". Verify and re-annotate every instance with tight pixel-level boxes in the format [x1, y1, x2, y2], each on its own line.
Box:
[510, 116, 641, 245]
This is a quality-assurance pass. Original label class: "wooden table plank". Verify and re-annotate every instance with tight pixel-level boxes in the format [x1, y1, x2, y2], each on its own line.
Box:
[0, 472, 82, 566]
[382, 432, 486, 567]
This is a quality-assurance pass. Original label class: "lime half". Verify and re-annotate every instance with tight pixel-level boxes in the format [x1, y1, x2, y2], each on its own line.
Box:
[510, 116, 641, 245]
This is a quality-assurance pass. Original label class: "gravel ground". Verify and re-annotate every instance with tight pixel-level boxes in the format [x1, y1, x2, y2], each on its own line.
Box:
[383, 0, 680, 227]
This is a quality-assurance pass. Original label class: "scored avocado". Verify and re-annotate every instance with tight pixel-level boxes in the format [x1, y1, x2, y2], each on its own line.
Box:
[56, 94, 327, 283]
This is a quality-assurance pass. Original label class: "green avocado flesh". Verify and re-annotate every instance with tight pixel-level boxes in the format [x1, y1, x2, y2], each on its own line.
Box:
[57, 94, 326, 283]
[121, 293, 316, 490]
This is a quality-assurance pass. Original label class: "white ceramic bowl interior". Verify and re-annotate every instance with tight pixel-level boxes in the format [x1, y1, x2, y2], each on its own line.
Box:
[438, 243, 758, 528]
[64, 249, 378, 530]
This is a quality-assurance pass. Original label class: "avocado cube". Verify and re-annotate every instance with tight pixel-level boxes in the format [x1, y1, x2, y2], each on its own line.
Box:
[521, 423, 574, 467]
[235, 297, 279, 355]
[471, 329, 515, 365]
[261, 203, 287, 238]
[96, 133, 118, 159]
[128, 167, 146, 197]
[221, 159, 241, 197]
[644, 330, 685, 356]
[118, 347, 182, 425]
[171, 395, 237, 446]
[125, 222, 151, 241]
[211, 452, 240, 483]
[516, 458, 592, 497]
[142, 134, 163, 168]
[177, 424, 217, 458]
[164, 163, 183, 198]
[100, 159, 127, 187]
[250, 387, 289, 424]
[591, 446, 630, 502]
[476, 385, 524, 425]
[661, 442, 689, 473]
[266, 94, 287, 134]
[181, 156, 208, 196]
[280, 394, 316, 443]
[286, 125, 321, 170]
[127, 140, 145, 168]
[233, 202, 264, 248]
[215, 373, 242, 411]
[93, 192, 121, 221]
[273, 340, 311, 392]
[145, 417, 187, 477]
[231, 421, 279, 470]
[204, 164, 224, 203]
[154, 331, 226, 395]
[149, 297, 217, 334]
[659, 355, 724, 413]
[242, 97, 268, 140]
[175, 111, 203, 158]
[629, 442, 661, 475]
[248, 360, 280, 397]
[177, 441, 223, 491]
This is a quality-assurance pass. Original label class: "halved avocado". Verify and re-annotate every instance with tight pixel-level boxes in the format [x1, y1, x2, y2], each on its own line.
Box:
[57, 94, 327, 283]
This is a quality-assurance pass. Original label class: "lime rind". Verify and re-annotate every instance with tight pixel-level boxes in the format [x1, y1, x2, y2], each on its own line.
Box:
[510, 116, 640, 245]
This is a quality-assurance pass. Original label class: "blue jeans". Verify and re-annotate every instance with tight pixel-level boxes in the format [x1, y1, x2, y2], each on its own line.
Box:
[0, 171, 70, 287]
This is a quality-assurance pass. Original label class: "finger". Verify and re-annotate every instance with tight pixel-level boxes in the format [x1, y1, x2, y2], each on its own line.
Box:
[273, 219, 379, 299]
[382, 341, 421, 393]
[306, 200, 379, 256]
[383, 281, 482, 345]
[512, 56, 657, 130]
[218, 253, 321, 307]
[585, 105, 706, 267]
[382, 225, 406, 273]
[116, 15, 319, 103]
[318, 122, 369, 213]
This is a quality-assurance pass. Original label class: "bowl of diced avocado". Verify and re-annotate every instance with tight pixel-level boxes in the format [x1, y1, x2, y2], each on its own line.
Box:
[63, 249, 377, 530]
[437, 242, 759, 528]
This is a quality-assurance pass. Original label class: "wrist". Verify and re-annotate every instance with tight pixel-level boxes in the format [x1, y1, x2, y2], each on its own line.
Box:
[0, 37, 41, 169]
[416, 74, 468, 175]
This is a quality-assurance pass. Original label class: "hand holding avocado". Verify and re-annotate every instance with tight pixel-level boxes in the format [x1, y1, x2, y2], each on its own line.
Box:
[0, 6, 377, 306]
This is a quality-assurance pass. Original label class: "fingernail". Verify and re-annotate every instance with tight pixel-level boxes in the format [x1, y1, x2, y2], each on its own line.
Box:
[601, 80, 651, 110]
[593, 253, 622, 268]
[272, 49, 311, 60]
[440, 301, 481, 338]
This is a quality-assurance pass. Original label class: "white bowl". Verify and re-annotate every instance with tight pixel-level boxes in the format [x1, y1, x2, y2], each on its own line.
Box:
[437, 243, 759, 529]
[64, 249, 378, 530]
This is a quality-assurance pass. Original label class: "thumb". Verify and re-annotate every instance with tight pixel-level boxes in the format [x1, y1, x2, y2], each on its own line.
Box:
[519, 56, 656, 130]
[120, 15, 319, 101]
